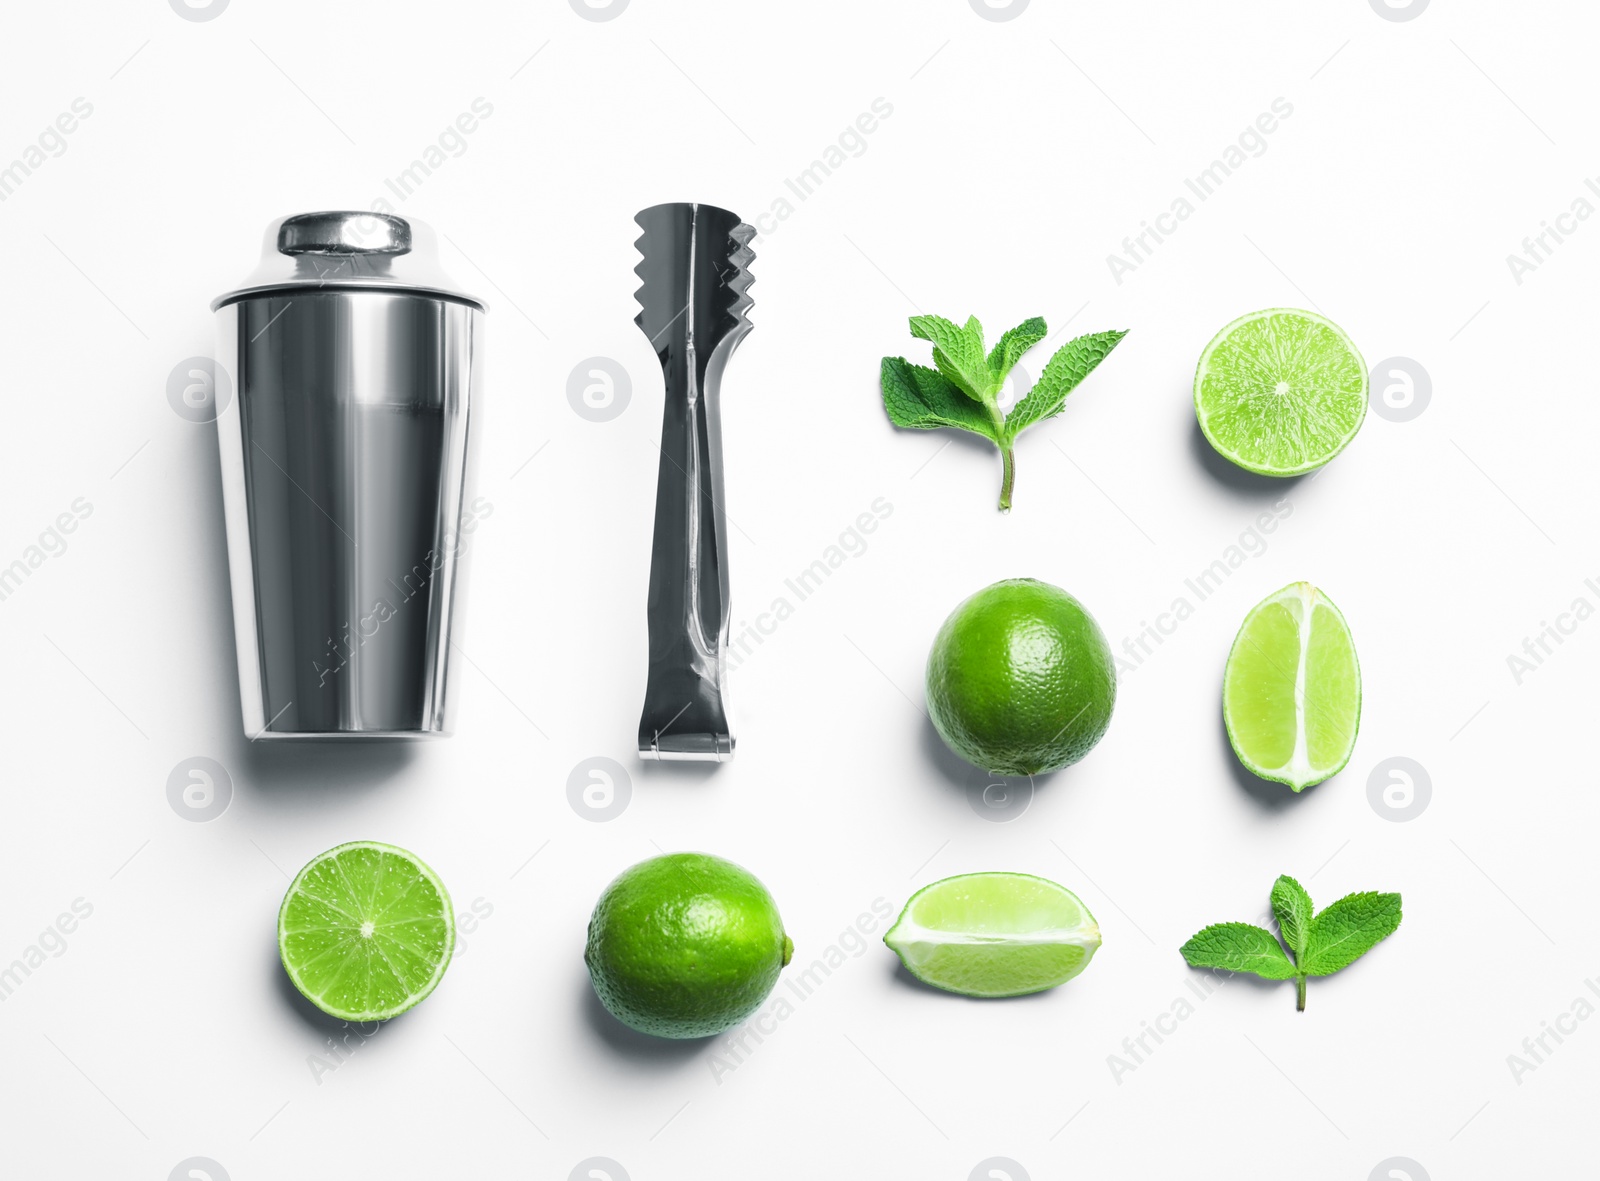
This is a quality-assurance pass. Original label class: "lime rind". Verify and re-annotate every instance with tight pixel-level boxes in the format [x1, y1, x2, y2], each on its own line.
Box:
[1194, 308, 1368, 477]
[584, 852, 790, 1039]
[924, 579, 1117, 777]
[884, 872, 1101, 998]
[278, 840, 455, 1023]
[1222, 582, 1362, 792]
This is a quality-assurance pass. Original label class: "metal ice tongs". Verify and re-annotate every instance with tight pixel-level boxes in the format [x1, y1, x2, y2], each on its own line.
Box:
[633, 202, 755, 760]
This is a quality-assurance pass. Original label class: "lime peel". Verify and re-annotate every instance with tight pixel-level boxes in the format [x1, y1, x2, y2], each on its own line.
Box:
[584, 852, 791, 1040]
[925, 578, 1116, 777]
[1223, 581, 1361, 791]
[885, 872, 1101, 998]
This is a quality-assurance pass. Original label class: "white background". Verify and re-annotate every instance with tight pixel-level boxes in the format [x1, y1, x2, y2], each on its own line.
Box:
[0, 1, 1593, 1178]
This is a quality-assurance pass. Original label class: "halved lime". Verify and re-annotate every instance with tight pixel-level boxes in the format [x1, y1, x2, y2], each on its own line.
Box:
[1194, 308, 1367, 476]
[1223, 582, 1361, 792]
[884, 872, 1100, 998]
[278, 841, 455, 1022]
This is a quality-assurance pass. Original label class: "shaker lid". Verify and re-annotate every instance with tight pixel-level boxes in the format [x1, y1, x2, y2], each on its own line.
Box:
[211, 211, 486, 311]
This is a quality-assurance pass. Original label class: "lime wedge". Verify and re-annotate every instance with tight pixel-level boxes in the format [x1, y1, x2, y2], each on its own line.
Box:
[884, 872, 1100, 998]
[1194, 308, 1367, 476]
[278, 841, 455, 1022]
[1223, 582, 1361, 792]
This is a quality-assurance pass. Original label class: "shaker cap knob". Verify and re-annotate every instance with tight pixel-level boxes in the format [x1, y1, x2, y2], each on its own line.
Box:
[214, 210, 483, 311]
[278, 211, 412, 256]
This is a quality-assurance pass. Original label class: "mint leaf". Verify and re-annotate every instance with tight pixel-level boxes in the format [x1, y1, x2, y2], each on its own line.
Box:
[880, 357, 998, 438]
[987, 317, 1048, 382]
[1300, 892, 1403, 977]
[1003, 329, 1127, 442]
[909, 314, 992, 403]
[1179, 923, 1297, 980]
[1183, 878, 1403, 1011]
[881, 312, 1126, 510]
[1271, 874, 1314, 963]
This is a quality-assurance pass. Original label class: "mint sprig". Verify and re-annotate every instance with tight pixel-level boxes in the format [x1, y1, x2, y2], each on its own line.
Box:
[1180, 874, 1402, 1011]
[880, 314, 1127, 511]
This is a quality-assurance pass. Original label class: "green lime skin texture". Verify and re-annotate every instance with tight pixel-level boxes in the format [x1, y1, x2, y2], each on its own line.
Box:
[925, 578, 1116, 776]
[584, 853, 793, 1040]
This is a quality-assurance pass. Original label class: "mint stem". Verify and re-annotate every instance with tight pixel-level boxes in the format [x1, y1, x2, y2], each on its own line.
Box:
[998, 445, 1015, 512]
[1295, 975, 1307, 1012]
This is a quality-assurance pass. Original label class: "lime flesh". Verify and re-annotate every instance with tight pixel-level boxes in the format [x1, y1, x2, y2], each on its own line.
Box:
[1194, 308, 1367, 476]
[585, 853, 792, 1039]
[278, 841, 454, 1022]
[885, 872, 1101, 998]
[1223, 582, 1361, 791]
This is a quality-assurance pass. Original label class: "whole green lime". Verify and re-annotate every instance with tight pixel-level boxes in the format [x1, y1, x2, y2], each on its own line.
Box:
[926, 578, 1116, 776]
[584, 852, 793, 1039]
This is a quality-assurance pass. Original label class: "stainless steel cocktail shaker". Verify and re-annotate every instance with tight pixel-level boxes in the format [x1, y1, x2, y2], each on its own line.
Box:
[212, 212, 485, 738]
